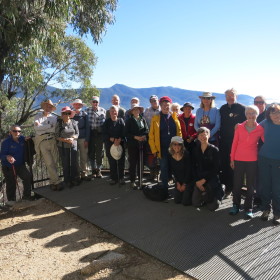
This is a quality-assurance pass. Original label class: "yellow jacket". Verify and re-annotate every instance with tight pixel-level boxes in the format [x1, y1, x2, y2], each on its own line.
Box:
[148, 112, 182, 158]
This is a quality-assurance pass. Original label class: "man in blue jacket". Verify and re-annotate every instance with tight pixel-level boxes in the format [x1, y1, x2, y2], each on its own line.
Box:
[1, 125, 32, 205]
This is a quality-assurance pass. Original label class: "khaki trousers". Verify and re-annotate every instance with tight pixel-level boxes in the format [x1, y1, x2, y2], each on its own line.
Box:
[77, 138, 89, 176]
[39, 138, 61, 185]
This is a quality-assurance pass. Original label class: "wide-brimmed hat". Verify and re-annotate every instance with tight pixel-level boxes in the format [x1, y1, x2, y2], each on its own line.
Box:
[110, 144, 123, 160]
[159, 96, 172, 103]
[70, 99, 85, 106]
[199, 92, 216, 99]
[40, 100, 56, 111]
[171, 136, 184, 144]
[129, 104, 144, 114]
[180, 102, 194, 111]
[61, 106, 76, 118]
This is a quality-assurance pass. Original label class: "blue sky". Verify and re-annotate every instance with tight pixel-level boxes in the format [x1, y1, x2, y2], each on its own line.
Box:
[75, 0, 280, 101]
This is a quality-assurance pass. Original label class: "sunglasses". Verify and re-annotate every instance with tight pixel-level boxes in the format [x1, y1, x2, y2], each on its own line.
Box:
[202, 97, 212, 100]
[12, 130, 21, 133]
[254, 101, 265, 105]
[62, 112, 71, 115]
[92, 101, 99, 103]
[173, 143, 182, 146]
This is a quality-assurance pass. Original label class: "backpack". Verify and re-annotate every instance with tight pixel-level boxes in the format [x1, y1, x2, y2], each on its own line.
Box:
[142, 184, 169, 201]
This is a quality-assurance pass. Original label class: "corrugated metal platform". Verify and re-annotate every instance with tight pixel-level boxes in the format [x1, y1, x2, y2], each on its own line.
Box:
[34, 178, 280, 280]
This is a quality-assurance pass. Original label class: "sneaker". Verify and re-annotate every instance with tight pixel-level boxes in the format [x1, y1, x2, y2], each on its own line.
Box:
[109, 179, 117, 185]
[261, 210, 270, 221]
[6, 200, 16, 207]
[96, 170, 103, 178]
[272, 215, 280, 225]
[244, 210, 253, 219]
[229, 204, 239, 215]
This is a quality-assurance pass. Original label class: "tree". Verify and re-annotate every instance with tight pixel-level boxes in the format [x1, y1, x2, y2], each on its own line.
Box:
[0, 35, 98, 136]
[0, 0, 117, 85]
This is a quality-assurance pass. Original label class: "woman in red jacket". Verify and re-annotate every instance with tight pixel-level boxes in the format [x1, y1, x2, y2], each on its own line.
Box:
[178, 102, 197, 151]
[229, 105, 264, 218]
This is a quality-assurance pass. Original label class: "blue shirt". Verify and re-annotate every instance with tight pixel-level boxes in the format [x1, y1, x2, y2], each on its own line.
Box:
[194, 107, 221, 141]
[160, 112, 176, 154]
[259, 120, 280, 160]
[1, 135, 26, 167]
[73, 110, 90, 141]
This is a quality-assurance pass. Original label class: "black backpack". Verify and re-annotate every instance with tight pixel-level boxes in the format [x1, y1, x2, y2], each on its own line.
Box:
[142, 184, 169, 201]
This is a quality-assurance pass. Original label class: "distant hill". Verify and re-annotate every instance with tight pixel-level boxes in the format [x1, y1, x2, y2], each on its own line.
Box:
[98, 84, 254, 110]
[43, 84, 254, 112]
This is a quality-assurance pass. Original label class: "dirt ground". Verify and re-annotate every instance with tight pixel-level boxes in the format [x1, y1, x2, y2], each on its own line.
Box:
[0, 199, 194, 280]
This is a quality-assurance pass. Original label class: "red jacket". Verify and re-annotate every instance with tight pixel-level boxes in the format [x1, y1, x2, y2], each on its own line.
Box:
[178, 113, 197, 141]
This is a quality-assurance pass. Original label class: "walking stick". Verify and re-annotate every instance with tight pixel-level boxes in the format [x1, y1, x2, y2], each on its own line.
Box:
[12, 165, 22, 200]
[138, 141, 143, 190]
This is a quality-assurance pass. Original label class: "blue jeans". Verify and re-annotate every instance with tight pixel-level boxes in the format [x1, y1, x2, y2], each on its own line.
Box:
[259, 156, 280, 216]
[159, 149, 170, 190]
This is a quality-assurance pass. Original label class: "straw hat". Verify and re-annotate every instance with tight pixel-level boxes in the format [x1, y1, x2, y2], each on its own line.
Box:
[199, 92, 216, 99]
[40, 100, 56, 111]
[171, 136, 184, 144]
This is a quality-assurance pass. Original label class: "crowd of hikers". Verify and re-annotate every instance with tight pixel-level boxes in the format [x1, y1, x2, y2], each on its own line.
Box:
[1, 88, 280, 225]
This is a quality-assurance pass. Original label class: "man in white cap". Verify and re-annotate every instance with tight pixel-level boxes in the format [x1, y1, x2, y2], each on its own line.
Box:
[86, 96, 106, 178]
[34, 99, 63, 191]
[71, 99, 91, 181]
[105, 94, 126, 119]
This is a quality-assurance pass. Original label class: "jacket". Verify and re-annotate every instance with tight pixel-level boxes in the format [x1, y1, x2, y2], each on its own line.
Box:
[230, 121, 264, 162]
[149, 112, 182, 158]
[178, 113, 197, 141]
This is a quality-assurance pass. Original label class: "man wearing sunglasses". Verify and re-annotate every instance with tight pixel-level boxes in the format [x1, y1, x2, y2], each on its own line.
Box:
[254, 96, 266, 123]
[86, 96, 106, 178]
[1, 125, 32, 205]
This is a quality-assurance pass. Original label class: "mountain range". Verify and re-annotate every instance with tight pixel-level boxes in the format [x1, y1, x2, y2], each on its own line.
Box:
[45, 84, 254, 112]
[98, 84, 254, 110]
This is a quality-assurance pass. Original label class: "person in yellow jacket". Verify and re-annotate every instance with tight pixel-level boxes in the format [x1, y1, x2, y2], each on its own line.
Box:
[149, 96, 182, 191]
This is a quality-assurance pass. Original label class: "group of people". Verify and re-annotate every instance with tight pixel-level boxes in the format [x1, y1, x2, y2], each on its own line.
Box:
[1, 89, 280, 225]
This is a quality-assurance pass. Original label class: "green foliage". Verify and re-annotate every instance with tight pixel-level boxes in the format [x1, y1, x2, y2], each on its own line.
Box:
[0, 0, 117, 136]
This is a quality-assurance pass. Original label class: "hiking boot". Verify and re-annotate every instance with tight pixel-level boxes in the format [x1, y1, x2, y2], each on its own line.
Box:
[229, 204, 239, 215]
[130, 181, 137, 190]
[96, 169, 103, 178]
[6, 200, 16, 207]
[81, 175, 91, 181]
[119, 179, 126, 185]
[272, 215, 280, 225]
[261, 210, 270, 221]
[22, 195, 33, 201]
[109, 179, 117, 185]
[244, 210, 253, 219]
[50, 184, 57, 191]
[71, 179, 81, 186]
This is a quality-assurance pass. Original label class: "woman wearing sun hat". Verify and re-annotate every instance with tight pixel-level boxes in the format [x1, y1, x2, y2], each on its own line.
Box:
[194, 92, 221, 146]
[55, 106, 80, 188]
[125, 104, 149, 189]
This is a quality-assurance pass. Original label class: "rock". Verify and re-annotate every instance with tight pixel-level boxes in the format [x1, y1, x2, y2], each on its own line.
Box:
[80, 251, 126, 275]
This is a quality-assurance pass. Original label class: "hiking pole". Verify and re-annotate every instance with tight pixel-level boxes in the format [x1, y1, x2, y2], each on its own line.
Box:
[12, 165, 22, 200]
[116, 158, 120, 188]
[138, 141, 143, 190]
